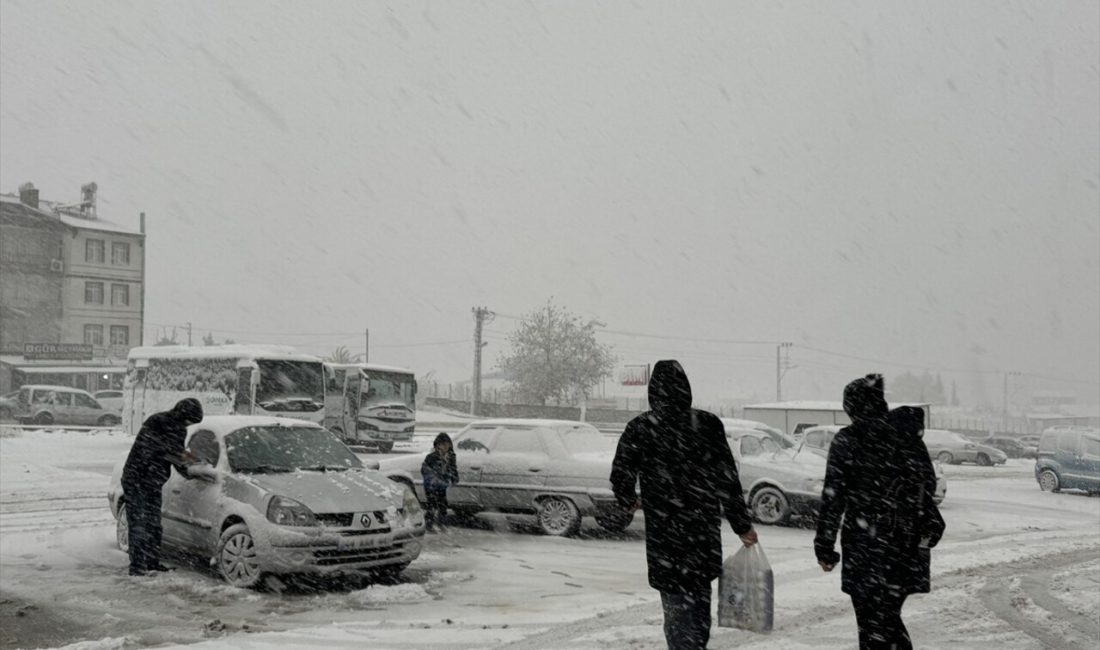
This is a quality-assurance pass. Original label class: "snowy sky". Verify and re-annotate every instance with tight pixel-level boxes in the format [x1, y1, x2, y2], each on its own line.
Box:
[1, 0, 1097, 405]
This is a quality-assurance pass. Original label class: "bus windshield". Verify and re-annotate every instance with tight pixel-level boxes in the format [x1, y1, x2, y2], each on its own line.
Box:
[256, 360, 325, 412]
[361, 370, 415, 409]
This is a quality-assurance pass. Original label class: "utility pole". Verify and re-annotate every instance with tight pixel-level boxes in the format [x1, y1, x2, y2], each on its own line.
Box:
[776, 342, 793, 400]
[186, 322, 192, 347]
[471, 306, 495, 416]
[364, 328, 369, 363]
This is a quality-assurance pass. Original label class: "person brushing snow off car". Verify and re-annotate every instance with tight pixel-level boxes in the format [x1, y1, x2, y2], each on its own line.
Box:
[121, 398, 204, 576]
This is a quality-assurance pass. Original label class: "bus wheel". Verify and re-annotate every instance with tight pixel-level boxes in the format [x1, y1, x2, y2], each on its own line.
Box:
[376, 442, 394, 454]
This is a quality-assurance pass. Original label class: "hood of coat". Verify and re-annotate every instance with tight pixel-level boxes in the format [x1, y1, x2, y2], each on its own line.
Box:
[171, 398, 204, 426]
[843, 374, 888, 423]
[889, 405, 926, 439]
[245, 469, 404, 514]
[648, 360, 692, 418]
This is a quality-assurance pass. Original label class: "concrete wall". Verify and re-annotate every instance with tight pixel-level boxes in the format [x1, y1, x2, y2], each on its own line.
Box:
[0, 222, 64, 354]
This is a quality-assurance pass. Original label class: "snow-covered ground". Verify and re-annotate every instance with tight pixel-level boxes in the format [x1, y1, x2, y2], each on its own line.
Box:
[1, 424, 1097, 650]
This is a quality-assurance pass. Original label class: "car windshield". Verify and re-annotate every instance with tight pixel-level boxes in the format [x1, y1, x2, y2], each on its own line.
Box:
[559, 428, 617, 457]
[225, 425, 363, 473]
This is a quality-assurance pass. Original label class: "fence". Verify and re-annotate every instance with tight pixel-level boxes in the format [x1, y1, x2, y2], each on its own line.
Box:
[424, 396, 643, 426]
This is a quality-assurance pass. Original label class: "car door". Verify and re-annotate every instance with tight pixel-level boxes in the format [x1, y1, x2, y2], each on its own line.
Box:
[163, 429, 221, 551]
[50, 391, 76, 424]
[72, 392, 102, 425]
[450, 426, 497, 508]
[479, 425, 549, 511]
[1078, 434, 1100, 491]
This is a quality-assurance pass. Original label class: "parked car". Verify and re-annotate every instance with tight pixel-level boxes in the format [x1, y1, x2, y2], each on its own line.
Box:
[720, 418, 797, 449]
[923, 429, 1007, 466]
[93, 390, 125, 415]
[108, 416, 424, 588]
[797, 425, 947, 504]
[8, 384, 120, 426]
[1035, 427, 1100, 494]
[723, 427, 827, 525]
[1018, 434, 1042, 448]
[381, 419, 633, 537]
[982, 436, 1038, 459]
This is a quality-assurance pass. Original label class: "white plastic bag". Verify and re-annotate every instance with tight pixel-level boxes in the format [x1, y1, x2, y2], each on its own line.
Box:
[718, 543, 774, 633]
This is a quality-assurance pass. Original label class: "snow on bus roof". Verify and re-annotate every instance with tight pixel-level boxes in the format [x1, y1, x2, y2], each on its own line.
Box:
[325, 362, 414, 374]
[127, 345, 321, 363]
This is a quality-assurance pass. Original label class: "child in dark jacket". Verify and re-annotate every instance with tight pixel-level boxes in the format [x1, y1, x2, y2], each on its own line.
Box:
[421, 433, 459, 532]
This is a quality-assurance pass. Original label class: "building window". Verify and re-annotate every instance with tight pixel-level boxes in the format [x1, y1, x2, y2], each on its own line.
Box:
[111, 242, 130, 265]
[85, 239, 105, 263]
[84, 281, 104, 304]
[110, 325, 129, 345]
[84, 324, 104, 345]
[111, 283, 129, 306]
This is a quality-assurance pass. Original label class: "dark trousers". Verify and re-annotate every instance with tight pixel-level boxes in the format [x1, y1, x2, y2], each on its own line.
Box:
[851, 591, 911, 650]
[660, 587, 712, 650]
[124, 486, 164, 574]
[424, 488, 448, 529]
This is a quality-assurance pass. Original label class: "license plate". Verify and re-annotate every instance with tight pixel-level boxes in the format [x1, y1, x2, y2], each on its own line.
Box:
[337, 536, 384, 550]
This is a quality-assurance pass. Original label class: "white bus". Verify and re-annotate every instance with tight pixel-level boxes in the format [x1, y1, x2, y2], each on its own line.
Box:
[324, 362, 416, 453]
[122, 345, 326, 436]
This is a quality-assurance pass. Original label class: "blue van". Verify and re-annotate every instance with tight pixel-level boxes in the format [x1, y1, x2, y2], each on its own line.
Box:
[1035, 427, 1100, 494]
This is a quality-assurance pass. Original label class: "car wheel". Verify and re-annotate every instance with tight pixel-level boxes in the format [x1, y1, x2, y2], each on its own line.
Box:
[537, 496, 581, 537]
[595, 511, 634, 533]
[216, 523, 264, 588]
[376, 441, 394, 454]
[0, 407, 12, 422]
[116, 504, 130, 552]
[936, 451, 954, 464]
[751, 486, 791, 526]
[33, 411, 54, 426]
[97, 414, 120, 427]
[1038, 470, 1061, 493]
[976, 453, 992, 467]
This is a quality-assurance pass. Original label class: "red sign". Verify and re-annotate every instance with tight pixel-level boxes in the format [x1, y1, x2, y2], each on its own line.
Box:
[620, 364, 650, 386]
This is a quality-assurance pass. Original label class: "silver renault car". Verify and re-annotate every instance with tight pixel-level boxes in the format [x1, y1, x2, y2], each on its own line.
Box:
[108, 416, 424, 588]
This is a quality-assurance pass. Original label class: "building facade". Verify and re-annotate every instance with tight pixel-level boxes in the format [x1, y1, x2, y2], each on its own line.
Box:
[0, 183, 144, 393]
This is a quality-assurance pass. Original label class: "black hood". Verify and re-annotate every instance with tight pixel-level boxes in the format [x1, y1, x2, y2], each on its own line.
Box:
[842, 373, 888, 423]
[171, 398, 204, 425]
[433, 432, 453, 448]
[648, 360, 692, 417]
[889, 405, 926, 439]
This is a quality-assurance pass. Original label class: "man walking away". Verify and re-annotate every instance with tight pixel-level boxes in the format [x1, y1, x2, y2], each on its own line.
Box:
[611, 359, 758, 650]
[814, 375, 945, 649]
[121, 398, 204, 576]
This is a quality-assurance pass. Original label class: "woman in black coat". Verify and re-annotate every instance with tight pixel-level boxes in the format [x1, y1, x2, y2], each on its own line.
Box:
[814, 375, 946, 649]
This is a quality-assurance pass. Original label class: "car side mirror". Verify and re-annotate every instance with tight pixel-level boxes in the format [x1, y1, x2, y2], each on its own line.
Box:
[364, 459, 381, 470]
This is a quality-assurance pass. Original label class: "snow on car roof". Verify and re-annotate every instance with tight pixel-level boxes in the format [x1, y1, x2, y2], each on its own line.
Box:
[128, 345, 321, 363]
[463, 418, 597, 428]
[189, 415, 324, 436]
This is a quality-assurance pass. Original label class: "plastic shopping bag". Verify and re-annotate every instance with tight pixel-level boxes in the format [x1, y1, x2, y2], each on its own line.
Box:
[718, 543, 774, 633]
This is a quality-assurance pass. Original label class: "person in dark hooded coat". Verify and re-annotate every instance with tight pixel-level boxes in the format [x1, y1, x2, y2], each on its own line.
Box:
[421, 432, 459, 532]
[611, 360, 758, 650]
[814, 375, 946, 649]
[121, 398, 204, 576]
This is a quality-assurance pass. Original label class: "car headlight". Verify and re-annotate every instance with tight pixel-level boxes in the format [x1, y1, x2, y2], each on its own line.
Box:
[267, 495, 318, 526]
[402, 485, 422, 515]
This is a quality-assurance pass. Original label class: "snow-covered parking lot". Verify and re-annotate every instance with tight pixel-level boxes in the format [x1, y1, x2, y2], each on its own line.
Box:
[2, 426, 1097, 650]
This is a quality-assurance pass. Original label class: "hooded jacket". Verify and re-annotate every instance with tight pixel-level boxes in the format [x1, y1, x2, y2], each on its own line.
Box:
[122, 398, 204, 490]
[610, 360, 753, 593]
[421, 432, 459, 492]
[814, 376, 945, 596]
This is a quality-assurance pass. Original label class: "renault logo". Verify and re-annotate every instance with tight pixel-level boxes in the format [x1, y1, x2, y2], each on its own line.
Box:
[360, 513, 372, 528]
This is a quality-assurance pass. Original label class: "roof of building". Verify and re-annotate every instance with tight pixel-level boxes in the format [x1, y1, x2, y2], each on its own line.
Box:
[0, 194, 70, 230]
[0, 193, 142, 236]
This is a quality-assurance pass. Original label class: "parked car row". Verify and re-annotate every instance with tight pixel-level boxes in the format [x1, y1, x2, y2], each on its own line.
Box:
[1, 384, 121, 426]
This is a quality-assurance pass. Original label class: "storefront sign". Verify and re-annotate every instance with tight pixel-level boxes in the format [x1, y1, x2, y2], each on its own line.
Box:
[23, 343, 94, 361]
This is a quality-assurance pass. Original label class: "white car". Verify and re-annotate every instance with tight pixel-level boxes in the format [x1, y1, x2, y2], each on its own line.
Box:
[9, 384, 119, 426]
[798, 425, 947, 504]
[108, 416, 424, 588]
[380, 419, 632, 537]
[724, 427, 827, 525]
